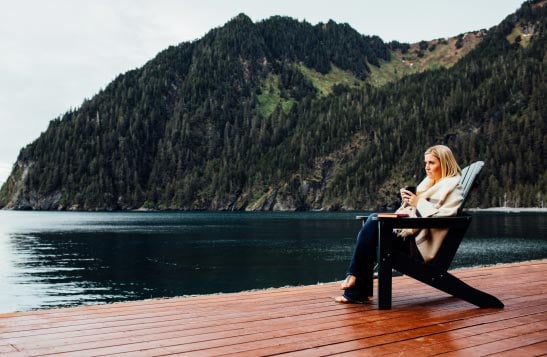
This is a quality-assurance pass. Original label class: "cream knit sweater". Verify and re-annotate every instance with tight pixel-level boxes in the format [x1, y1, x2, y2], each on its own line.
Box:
[414, 175, 464, 262]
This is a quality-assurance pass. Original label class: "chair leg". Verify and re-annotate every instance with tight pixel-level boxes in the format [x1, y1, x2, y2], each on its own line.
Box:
[378, 222, 393, 309]
[431, 271, 505, 308]
[393, 253, 504, 308]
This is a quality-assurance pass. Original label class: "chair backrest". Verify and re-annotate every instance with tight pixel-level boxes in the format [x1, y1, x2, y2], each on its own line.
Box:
[457, 161, 484, 213]
[429, 161, 484, 270]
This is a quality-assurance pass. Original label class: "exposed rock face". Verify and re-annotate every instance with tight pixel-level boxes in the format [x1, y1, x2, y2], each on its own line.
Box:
[12, 191, 63, 210]
[0, 161, 33, 210]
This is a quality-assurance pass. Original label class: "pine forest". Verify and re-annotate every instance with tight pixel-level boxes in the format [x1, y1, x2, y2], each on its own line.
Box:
[0, 1, 545, 211]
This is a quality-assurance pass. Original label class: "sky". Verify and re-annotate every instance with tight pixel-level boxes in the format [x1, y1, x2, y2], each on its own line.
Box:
[0, 0, 525, 186]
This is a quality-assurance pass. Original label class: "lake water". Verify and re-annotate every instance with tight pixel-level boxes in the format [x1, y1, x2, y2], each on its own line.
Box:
[0, 211, 545, 313]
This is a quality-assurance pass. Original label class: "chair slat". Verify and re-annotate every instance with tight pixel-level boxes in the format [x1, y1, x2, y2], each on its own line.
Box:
[459, 161, 484, 211]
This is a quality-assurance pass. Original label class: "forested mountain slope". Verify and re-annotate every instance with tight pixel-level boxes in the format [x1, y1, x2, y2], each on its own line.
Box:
[1, 1, 545, 211]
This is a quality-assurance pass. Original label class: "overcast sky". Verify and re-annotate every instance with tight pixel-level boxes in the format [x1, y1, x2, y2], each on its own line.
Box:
[0, 0, 524, 185]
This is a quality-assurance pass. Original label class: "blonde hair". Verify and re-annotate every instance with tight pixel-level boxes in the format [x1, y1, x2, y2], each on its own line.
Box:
[425, 145, 462, 178]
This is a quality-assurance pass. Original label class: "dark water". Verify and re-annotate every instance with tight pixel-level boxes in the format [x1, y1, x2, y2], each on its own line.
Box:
[0, 211, 545, 313]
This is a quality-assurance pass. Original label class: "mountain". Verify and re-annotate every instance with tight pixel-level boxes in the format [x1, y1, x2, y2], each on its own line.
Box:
[1, 1, 546, 211]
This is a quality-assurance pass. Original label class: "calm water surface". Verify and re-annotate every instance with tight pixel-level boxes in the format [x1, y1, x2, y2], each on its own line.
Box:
[0, 211, 545, 313]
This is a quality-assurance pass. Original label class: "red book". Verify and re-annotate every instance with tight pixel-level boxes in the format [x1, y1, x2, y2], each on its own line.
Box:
[377, 212, 409, 218]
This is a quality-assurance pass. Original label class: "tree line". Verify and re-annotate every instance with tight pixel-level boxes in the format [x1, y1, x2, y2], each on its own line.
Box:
[1, 2, 545, 210]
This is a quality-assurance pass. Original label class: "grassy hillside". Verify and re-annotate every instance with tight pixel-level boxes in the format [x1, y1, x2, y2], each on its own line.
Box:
[367, 31, 487, 87]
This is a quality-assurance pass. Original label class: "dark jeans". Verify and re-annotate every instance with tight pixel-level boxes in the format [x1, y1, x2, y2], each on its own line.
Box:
[343, 213, 422, 302]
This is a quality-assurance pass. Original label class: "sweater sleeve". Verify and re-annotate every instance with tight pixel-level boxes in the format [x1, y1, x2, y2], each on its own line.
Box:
[416, 176, 464, 217]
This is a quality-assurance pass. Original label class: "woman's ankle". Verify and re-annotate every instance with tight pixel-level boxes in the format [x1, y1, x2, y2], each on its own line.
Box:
[340, 275, 357, 289]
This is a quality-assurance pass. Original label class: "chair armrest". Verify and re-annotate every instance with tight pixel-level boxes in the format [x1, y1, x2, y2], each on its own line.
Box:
[372, 215, 471, 229]
[355, 215, 369, 220]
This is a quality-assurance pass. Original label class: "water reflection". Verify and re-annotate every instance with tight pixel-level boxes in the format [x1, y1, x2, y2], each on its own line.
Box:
[455, 213, 547, 267]
[0, 211, 545, 313]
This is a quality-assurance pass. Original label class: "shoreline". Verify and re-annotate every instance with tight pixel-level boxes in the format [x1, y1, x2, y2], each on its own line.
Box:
[465, 207, 547, 213]
[2, 206, 547, 213]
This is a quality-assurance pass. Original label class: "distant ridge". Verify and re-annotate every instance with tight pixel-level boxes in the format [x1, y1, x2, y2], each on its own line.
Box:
[1, 1, 545, 211]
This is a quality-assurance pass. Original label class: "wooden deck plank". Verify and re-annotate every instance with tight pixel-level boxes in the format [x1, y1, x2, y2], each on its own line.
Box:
[376, 320, 547, 356]
[200, 303, 547, 357]
[492, 340, 547, 356]
[0, 260, 545, 356]
[0, 274, 544, 352]
[280, 309, 547, 357]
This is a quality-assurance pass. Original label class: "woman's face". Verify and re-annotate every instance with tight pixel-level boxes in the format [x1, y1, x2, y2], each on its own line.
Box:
[424, 154, 442, 182]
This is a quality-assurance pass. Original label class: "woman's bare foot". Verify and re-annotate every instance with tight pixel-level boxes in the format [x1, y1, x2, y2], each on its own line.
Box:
[334, 295, 370, 304]
[340, 275, 356, 289]
[334, 295, 351, 303]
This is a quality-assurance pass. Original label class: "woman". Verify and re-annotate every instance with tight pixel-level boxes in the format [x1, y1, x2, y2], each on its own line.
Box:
[335, 145, 464, 303]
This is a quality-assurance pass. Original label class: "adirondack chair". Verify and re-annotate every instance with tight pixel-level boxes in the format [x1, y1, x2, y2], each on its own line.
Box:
[372, 161, 504, 309]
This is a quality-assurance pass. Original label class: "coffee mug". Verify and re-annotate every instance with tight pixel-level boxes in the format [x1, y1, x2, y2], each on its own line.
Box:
[404, 186, 416, 194]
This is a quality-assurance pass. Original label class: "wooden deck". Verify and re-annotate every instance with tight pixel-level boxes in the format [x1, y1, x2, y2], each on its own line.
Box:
[1, 260, 546, 356]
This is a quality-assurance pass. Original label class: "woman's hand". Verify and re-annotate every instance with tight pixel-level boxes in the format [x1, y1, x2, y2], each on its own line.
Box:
[400, 188, 417, 206]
